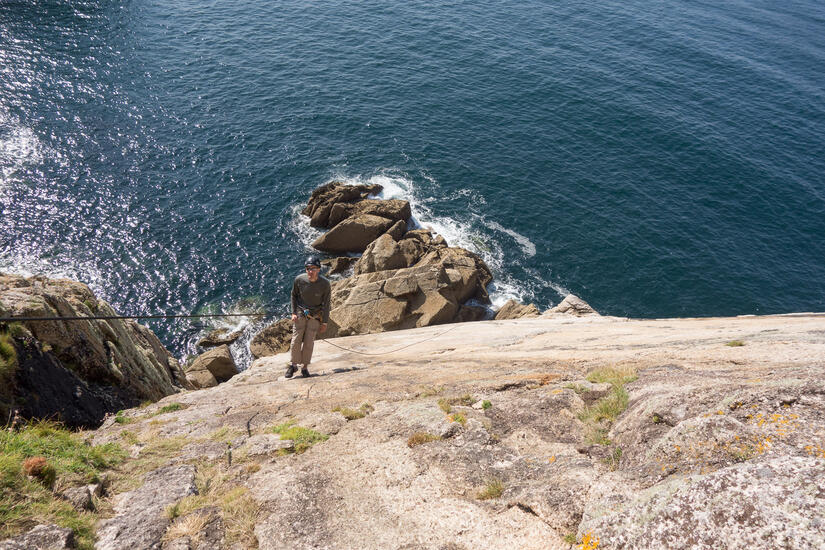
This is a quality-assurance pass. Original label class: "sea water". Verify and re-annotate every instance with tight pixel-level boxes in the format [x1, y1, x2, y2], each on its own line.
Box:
[1, 0, 824, 362]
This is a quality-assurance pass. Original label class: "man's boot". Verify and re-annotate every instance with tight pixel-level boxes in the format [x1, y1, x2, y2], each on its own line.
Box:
[300, 366, 310, 378]
[285, 363, 296, 379]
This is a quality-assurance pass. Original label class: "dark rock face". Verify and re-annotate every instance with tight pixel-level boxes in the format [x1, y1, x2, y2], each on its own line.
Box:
[327, 199, 411, 228]
[495, 300, 540, 320]
[10, 337, 136, 429]
[197, 328, 243, 348]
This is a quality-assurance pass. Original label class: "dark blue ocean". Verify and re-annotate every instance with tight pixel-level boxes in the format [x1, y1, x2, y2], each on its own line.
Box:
[2, 0, 824, 361]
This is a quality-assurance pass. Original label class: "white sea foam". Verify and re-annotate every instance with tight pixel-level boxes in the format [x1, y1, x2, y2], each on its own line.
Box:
[484, 220, 537, 257]
[0, 121, 44, 186]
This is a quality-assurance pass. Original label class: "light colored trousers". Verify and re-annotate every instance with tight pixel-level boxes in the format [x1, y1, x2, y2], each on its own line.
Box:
[290, 315, 320, 366]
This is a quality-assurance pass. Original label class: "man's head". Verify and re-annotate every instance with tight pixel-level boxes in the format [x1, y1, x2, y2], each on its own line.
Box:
[305, 256, 322, 281]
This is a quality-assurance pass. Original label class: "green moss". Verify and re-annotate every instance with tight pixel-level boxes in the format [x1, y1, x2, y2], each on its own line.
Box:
[271, 421, 328, 454]
[482, 400, 492, 410]
[726, 340, 745, 347]
[156, 403, 185, 415]
[114, 411, 134, 425]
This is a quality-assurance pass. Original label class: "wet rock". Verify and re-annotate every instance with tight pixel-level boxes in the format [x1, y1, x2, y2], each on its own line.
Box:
[187, 345, 237, 387]
[311, 214, 397, 254]
[197, 328, 243, 348]
[302, 181, 382, 228]
[96, 465, 197, 550]
[321, 257, 358, 276]
[494, 300, 540, 320]
[249, 318, 292, 359]
[0, 524, 74, 550]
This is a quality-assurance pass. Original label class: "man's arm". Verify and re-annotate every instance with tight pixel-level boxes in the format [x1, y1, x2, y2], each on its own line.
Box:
[321, 283, 331, 324]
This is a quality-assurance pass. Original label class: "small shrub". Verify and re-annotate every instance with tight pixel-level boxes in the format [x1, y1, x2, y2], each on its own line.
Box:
[476, 478, 504, 500]
[407, 432, 441, 448]
[438, 394, 475, 414]
[482, 400, 492, 410]
[726, 340, 745, 347]
[22, 456, 55, 486]
[602, 446, 622, 471]
[651, 413, 662, 424]
[448, 413, 467, 425]
[114, 411, 134, 425]
[564, 533, 578, 545]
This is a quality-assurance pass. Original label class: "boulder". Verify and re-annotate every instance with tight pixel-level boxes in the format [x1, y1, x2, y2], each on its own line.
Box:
[185, 364, 218, 389]
[352, 234, 411, 275]
[321, 257, 358, 276]
[186, 345, 237, 385]
[544, 294, 598, 316]
[96, 465, 197, 550]
[495, 300, 540, 320]
[197, 328, 243, 348]
[62, 485, 93, 511]
[456, 304, 488, 323]
[249, 319, 292, 359]
[301, 181, 382, 228]
[327, 199, 411, 228]
[415, 247, 493, 303]
[311, 214, 396, 254]
[0, 524, 74, 550]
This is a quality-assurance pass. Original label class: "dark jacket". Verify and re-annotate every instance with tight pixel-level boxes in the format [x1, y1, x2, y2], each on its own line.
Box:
[291, 273, 331, 323]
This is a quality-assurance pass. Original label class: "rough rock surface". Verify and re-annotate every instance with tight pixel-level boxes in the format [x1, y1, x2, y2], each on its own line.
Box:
[0, 524, 74, 550]
[249, 318, 292, 359]
[352, 233, 411, 275]
[327, 198, 411, 228]
[96, 465, 197, 550]
[84, 313, 825, 550]
[301, 180, 382, 228]
[311, 213, 397, 253]
[495, 299, 540, 320]
[0, 273, 190, 426]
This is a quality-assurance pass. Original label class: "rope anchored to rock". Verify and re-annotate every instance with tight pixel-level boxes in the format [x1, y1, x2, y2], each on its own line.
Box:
[317, 324, 460, 356]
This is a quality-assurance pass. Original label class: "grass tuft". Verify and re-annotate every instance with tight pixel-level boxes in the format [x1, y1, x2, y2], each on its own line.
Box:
[157, 403, 185, 415]
[482, 400, 492, 410]
[726, 340, 745, 347]
[332, 403, 374, 421]
[448, 412, 467, 425]
[271, 421, 328, 454]
[476, 478, 504, 500]
[586, 365, 637, 386]
[579, 366, 637, 446]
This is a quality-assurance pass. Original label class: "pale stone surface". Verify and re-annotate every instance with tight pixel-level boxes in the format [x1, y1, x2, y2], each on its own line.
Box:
[0, 524, 74, 550]
[62, 485, 93, 511]
[87, 313, 825, 550]
[96, 465, 197, 550]
[243, 434, 294, 456]
[545, 294, 598, 316]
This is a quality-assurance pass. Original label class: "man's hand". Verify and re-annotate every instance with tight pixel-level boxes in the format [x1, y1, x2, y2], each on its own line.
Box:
[291, 314, 298, 323]
[320, 323, 327, 333]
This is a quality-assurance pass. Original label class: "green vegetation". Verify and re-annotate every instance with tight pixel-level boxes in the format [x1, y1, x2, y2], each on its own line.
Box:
[156, 403, 185, 415]
[407, 432, 441, 448]
[476, 478, 504, 500]
[271, 421, 328, 454]
[482, 400, 492, 410]
[448, 412, 467, 425]
[564, 533, 578, 545]
[564, 383, 590, 395]
[726, 340, 745, 347]
[332, 403, 374, 421]
[603, 447, 623, 471]
[418, 385, 444, 397]
[114, 411, 134, 425]
[579, 366, 637, 446]
[0, 421, 126, 550]
[119, 431, 139, 445]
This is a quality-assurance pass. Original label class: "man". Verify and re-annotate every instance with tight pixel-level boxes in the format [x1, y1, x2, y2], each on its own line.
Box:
[287, 256, 331, 378]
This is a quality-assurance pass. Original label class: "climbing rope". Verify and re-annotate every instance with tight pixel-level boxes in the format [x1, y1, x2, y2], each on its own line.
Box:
[317, 323, 460, 356]
[0, 312, 265, 322]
